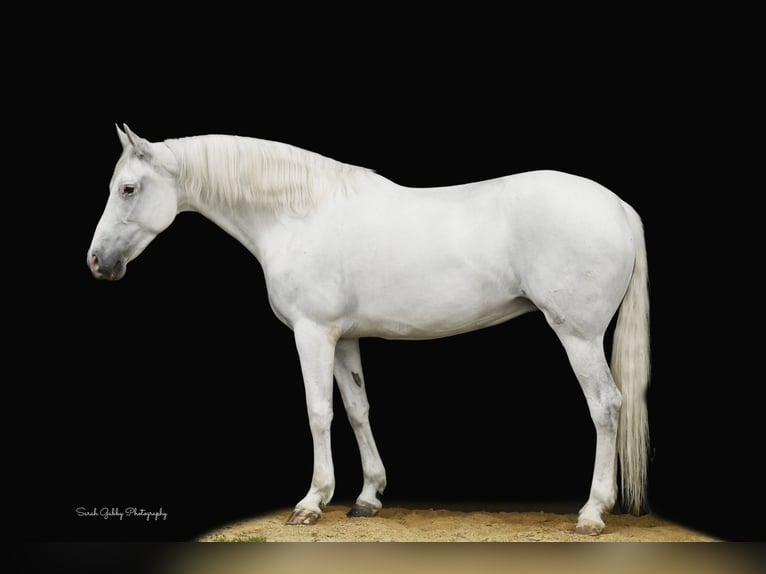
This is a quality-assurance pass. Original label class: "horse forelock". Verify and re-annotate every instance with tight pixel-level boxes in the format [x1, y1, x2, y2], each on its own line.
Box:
[163, 135, 371, 213]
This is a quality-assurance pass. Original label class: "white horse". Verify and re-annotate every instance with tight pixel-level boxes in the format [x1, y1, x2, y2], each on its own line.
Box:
[88, 125, 650, 535]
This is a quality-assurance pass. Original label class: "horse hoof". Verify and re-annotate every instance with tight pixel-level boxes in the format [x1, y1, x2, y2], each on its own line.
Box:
[347, 503, 379, 518]
[286, 509, 321, 525]
[575, 520, 604, 536]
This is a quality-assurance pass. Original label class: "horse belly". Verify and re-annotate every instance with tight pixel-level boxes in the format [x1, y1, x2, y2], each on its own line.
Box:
[347, 265, 537, 340]
[367, 296, 538, 340]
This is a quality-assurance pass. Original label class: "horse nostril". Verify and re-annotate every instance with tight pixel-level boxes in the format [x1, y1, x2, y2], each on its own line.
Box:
[89, 253, 100, 273]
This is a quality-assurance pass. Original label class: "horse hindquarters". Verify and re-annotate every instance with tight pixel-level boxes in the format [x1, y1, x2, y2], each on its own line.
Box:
[538, 201, 649, 534]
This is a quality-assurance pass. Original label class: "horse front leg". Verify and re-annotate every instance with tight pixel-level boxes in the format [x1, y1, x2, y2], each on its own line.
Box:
[286, 322, 338, 526]
[334, 339, 387, 518]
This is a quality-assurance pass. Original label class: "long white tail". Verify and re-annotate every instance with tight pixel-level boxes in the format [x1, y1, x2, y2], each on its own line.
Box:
[611, 204, 650, 516]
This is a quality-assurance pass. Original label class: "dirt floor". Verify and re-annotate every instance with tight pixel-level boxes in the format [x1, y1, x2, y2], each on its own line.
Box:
[198, 504, 717, 542]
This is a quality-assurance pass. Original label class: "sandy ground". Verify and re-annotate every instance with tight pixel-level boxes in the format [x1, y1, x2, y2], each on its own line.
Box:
[198, 504, 717, 542]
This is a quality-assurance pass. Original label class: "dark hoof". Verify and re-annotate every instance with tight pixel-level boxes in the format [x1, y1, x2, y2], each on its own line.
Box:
[286, 508, 320, 525]
[347, 503, 379, 518]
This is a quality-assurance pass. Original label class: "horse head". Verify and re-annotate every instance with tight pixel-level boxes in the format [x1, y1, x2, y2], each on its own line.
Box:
[87, 125, 179, 280]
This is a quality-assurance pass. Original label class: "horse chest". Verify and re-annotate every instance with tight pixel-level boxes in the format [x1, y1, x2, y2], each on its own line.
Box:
[262, 254, 355, 329]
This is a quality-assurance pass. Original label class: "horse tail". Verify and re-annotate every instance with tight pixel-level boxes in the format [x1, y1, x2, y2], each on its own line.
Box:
[611, 203, 651, 516]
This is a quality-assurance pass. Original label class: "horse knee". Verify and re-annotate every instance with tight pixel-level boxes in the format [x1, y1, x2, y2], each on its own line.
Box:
[307, 406, 333, 431]
[346, 406, 371, 430]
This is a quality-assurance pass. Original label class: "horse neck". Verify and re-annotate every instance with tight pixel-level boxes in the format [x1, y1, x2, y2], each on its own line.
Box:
[167, 134, 385, 261]
[178, 194, 280, 264]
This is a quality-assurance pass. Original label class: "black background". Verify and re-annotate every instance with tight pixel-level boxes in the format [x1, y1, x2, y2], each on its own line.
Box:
[8, 7, 762, 555]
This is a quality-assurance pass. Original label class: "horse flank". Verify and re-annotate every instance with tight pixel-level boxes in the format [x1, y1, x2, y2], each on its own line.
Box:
[164, 135, 373, 213]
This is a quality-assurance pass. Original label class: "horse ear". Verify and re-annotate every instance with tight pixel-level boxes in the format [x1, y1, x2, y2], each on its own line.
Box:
[121, 124, 177, 173]
[123, 124, 153, 160]
[116, 124, 130, 149]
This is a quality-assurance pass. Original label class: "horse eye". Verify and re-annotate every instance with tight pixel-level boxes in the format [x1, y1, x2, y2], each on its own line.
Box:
[121, 184, 137, 196]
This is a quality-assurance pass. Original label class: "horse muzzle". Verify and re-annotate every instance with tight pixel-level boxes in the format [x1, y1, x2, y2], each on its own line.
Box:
[87, 251, 126, 280]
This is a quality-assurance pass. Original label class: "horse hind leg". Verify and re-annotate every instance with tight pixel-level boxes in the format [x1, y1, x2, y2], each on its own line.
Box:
[334, 338, 387, 518]
[554, 330, 621, 535]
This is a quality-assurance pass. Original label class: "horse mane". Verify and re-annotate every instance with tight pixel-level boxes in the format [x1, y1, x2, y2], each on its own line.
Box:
[164, 135, 372, 213]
